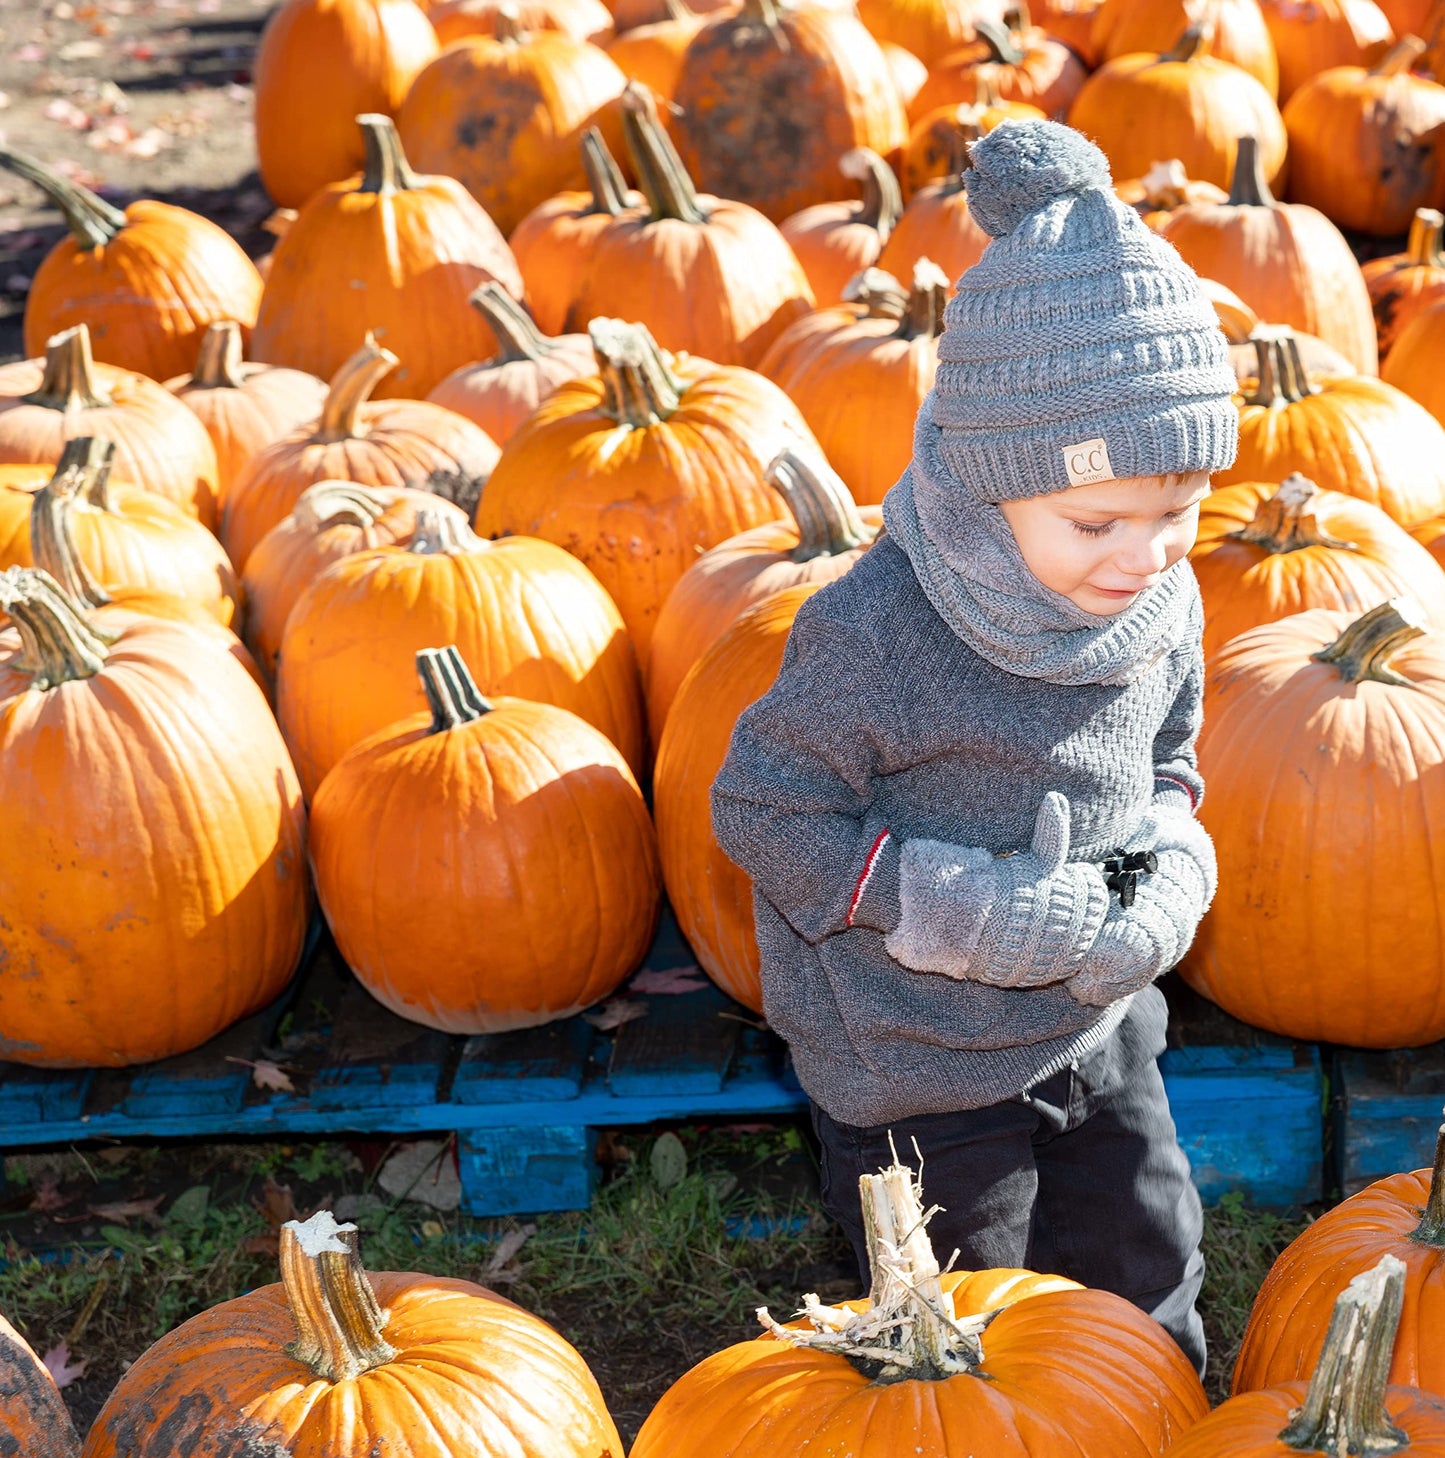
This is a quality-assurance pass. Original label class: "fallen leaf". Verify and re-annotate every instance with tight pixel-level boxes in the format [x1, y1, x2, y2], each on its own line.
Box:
[630, 966, 709, 995]
[484, 1223, 535, 1277]
[257, 1177, 297, 1230]
[224, 1056, 296, 1092]
[583, 998, 648, 1031]
[41, 1341, 87, 1390]
[29, 1176, 70, 1213]
[86, 1196, 163, 1227]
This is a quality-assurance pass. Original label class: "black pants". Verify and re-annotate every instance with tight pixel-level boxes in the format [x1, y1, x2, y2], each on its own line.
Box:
[808, 998, 1207, 1377]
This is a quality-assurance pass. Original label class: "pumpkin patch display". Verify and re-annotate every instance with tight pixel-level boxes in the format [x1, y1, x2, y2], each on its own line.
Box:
[854, 0, 1009, 65]
[252, 0, 439, 209]
[604, 0, 706, 98]
[311, 646, 660, 1033]
[909, 14, 1090, 119]
[0, 1309, 80, 1458]
[1259, 0, 1395, 103]
[1186, 598, 1445, 1047]
[277, 506, 644, 797]
[477, 317, 818, 665]
[1383, 296, 1445, 428]
[82, 1210, 623, 1457]
[1364, 208, 1445, 361]
[1090, 0, 1280, 93]
[0, 567, 306, 1068]
[0, 144, 264, 384]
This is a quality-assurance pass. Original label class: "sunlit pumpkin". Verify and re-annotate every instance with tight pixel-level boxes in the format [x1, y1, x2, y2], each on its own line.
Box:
[901, 95, 1045, 199]
[1260, 0, 1394, 103]
[1090, 0, 1279, 93]
[779, 149, 904, 305]
[909, 14, 1089, 119]
[1383, 295, 1445, 430]
[855, 0, 1008, 64]
[604, 0, 705, 97]
[1365, 208, 1445, 361]
[431, 0, 614, 42]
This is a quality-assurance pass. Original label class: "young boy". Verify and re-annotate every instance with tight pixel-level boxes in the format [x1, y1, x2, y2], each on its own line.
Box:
[710, 119, 1237, 1377]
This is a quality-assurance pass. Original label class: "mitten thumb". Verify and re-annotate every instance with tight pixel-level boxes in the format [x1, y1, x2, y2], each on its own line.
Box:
[1030, 791, 1071, 874]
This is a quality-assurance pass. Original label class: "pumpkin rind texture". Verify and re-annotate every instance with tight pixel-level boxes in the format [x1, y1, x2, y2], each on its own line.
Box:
[0, 1309, 80, 1458]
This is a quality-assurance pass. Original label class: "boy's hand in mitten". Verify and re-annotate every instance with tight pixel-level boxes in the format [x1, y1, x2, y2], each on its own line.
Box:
[885, 792, 1109, 985]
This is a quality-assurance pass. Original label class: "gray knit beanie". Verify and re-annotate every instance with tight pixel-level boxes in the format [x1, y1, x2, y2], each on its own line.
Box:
[932, 119, 1238, 502]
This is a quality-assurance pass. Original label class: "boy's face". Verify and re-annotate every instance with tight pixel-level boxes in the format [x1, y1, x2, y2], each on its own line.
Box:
[997, 472, 1212, 618]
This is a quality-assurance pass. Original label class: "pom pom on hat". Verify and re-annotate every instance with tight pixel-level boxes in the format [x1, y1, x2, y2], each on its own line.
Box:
[963, 119, 1113, 238]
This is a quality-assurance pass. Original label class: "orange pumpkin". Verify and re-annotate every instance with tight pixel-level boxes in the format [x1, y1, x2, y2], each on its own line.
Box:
[251, 116, 525, 400]
[1217, 334, 1445, 526]
[646, 450, 880, 745]
[1067, 25, 1288, 192]
[0, 568, 306, 1067]
[1191, 474, 1445, 659]
[1260, 0, 1395, 103]
[668, 0, 909, 224]
[1162, 137, 1380, 374]
[312, 646, 660, 1033]
[242, 481, 466, 683]
[854, 0, 1008, 66]
[431, 0, 614, 42]
[222, 337, 500, 573]
[608, 0, 733, 35]
[425, 284, 595, 445]
[1384, 295, 1445, 429]
[1, 1309, 79, 1458]
[631, 1155, 1208, 1457]
[277, 507, 644, 798]
[165, 320, 328, 513]
[1090, 0, 1280, 93]
[0, 144, 264, 385]
[909, 14, 1089, 119]
[1365, 208, 1445, 362]
[477, 318, 818, 665]
[881, 39, 930, 105]
[1034, 0, 1105, 62]
[1282, 37, 1445, 237]
[1233, 1126, 1445, 1398]
[1115, 157, 1228, 232]
[83, 1210, 622, 1457]
[604, 0, 705, 96]
[901, 95, 1045, 198]
[0, 325, 222, 528]
[760, 258, 946, 504]
[1186, 599, 1445, 1046]
[253, 0, 439, 209]
[779, 149, 904, 306]
[254, 207, 296, 282]
[395, 12, 628, 236]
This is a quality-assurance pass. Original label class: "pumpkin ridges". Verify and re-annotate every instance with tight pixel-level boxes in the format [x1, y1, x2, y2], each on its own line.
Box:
[0, 1310, 80, 1458]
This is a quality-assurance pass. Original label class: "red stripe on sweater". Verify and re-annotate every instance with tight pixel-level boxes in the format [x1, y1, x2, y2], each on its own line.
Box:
[1155, 774, 1198, 810]
[846, 830, 892, 928]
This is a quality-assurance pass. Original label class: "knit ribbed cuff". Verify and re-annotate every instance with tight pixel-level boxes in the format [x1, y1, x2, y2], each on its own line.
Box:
[985, 866, 1111, 982]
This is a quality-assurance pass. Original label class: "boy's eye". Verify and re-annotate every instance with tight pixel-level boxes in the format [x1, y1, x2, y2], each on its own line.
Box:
[1070, 519, 1115, 537]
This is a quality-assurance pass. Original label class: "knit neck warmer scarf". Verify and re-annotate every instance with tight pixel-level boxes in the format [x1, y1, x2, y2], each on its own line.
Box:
[882, 404, 1198, 687]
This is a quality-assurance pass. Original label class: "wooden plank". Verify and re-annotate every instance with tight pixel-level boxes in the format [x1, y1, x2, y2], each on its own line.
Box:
[1335, 1045, 1445, 1194]
[606, 984, 741, 1096]
[309, 976, 451, 1110]
[456, 1125, 596, 1215]
[0, 1064, 92, 1126]
[452, 1018, 596, 1105]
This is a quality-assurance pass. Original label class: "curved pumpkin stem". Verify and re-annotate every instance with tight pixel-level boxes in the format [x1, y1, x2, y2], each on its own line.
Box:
[1139, 158, 1192, 209]
[899, 258, 949, 340]
[493, 3, 529, 43]
[591, 317, 684, 426]
[418, 645, 492, 732]
[1412, 1122, 1445, 1245]
[0, 144, 127, 250]
[1276, 1257, 1410, 1454]
[843, 267, 908, 319]
[318, 336, 398, 441]
[1228, 135, 1276, 209]
[294, 480, 396, 532]
[29, 459, 111, 610]
[740, 0, 785, 34]
[411, 505, 483, 556]
[1229, 475, 1359, 555]
[840, 148, 902, 244]
[1371, 33, 1427, 75]
[190, 320, 248, 390]
[621, 83, 710, 225]
[1312, 598, 1428, 688]
[581, 127, 630, 217]
[1244, 332, 1316, 407]
[973, 16, 1026, 63]
[470, 283, 558, 365]
[0, 567, 112, 688]
[358, 113, 422, 195]
[23, 325, 112, 412]
[1404, 207, 1445, 267]
[280, 1212, 397, 1383]
[928, 115, 982, 194]
[767, 450, 876, 563]
[1161, 22, 1210, 62]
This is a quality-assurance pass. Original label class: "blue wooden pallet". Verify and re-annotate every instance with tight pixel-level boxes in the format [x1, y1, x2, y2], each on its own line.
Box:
[0, 922, 1323, 1215]
[1333, 1044, 1445, 1194]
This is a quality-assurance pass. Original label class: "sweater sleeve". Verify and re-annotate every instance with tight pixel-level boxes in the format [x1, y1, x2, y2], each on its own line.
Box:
[710, 596, 904, 944]
[1151, 609, 1205, 814]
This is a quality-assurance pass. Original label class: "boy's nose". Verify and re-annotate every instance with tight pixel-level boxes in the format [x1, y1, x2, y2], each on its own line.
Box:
[1115, 532, 1170, 580]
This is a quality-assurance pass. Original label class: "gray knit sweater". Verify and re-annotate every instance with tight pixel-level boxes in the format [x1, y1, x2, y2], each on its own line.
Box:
[710, 530, 1206, 1127]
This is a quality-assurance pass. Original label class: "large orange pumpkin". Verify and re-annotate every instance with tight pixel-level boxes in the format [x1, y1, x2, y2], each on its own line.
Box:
[1090, 0, 1280, 93]
[1365, 207, 1445, 362]
[0, 325, 222, 528]
[311, 646, 660, 1032]
[909, 14, 1089, 119]
[82, 1210, 622, 1457]
[1383, 295, 1445, 430]
[855, 0, 1009, 64]
[1185, 599, 1445, 1046]
[477, 318, 817, 665]
[221, 337, 500, 573]
[253, 0, 440, 209]
[567, 87, 815, 365]
[1217, 334, 1445, 527]
[631, 1155, 1208, 1456]
[0, 568, 306, 1067]
[277, 507, 644, 797]
[759, 258, 946, 505]
[1233, 1125, 1445, 1398]
[395, 12, 628, 236]
[646, 450, 880, 744]
[668, 0, 910, 224]
[1, 1308, 79, 1458]
[1260, 0, 1395, 103]
[0, 144, 264, 384]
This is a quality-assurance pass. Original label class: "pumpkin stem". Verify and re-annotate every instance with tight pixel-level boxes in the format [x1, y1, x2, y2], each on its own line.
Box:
[1409, 1121, 1445, 1245]
[189, 320, 247, 390]
[294, 480, 395, 532]
[1005, 0, 1033, 30]
[469, 283, 556, 365]
[358, 113, 422, 194]
[928, 114, 982, 194]
[1139, 158, 1191, 209]
[1405, 207, 1445, 267]
[842, 266, 908, 319]
[263, 207, 298, 241]
[1244, 332, 1313, 407]
[898, 258, 949, 340]
[1371, 33, 1427, 75]
[591, 317, 684, 426]
[0, 567, 112, 688]
[418, 644, 492, 732]
[493, 3, 528, 43]
[756, 1155, 991, 1381]
[23, 325, 112, 413]
[768, 450, 876, 562]
[0, 144, 127, 250]
[581, 127, 630, 217]
[1161, 22, 1210, 62]
[1276, 1256, 1410, 1454]
[410, 505, 482, 556]
[1228, 475, 1360, 555]
[279, 1212, 397, 1383]
[620, 82, 710, 226]
[318, 335, 398, 441]
[973, 16, 1026, 63]
[740, 0, 784, 32]
[1312, 597, 1428, 688]
[840, 148, 902, 243]
[29, 458, 111, 610]
[1228, 134, 1276, 208]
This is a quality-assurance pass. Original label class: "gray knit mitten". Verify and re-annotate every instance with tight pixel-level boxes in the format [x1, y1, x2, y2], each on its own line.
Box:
[1067, 804, 1218, 1007]
[886, 792, 1110, 985]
